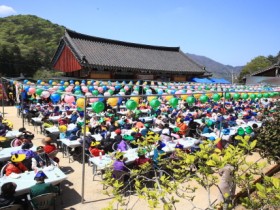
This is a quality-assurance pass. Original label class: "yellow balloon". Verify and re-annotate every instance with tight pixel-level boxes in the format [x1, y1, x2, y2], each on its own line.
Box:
[76, 98, 85, 108]
[87, 81, 91, 85]
[75, 81, 80, 85]
[194, 94, 201, 99]
[52, 82, 57, 85]
[130, 96, 140, 103]
[107, 97, 118, 106]
[147, 96, 156, 102]
[165, 95, 173, 101]
[181, 95, 187, 100]
[41, 82, 45, 85]
[206, 93, 212, 98]
[64, 82, 69, 86]
[27, 81, 31, 85]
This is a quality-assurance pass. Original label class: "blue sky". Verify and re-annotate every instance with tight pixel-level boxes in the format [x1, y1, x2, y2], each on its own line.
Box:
[0, 0, 279, 66]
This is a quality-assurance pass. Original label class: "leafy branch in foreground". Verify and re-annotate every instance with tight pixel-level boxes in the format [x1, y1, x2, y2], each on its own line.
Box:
[102, 127, 279, 210]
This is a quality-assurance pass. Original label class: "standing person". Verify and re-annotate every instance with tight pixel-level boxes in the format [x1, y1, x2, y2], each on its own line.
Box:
[218, 164, 235, 208]
[30, 171, 58, 198]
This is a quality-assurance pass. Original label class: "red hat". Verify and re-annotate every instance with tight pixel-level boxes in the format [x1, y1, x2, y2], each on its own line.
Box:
[115, 129, 121, 135]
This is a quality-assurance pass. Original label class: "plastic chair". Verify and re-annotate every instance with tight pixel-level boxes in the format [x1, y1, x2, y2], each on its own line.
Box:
[28, 193, 57, 210]
[0, 162, 9, 177]
[0, 204, 24, 210]
[48, 150, 59, 159]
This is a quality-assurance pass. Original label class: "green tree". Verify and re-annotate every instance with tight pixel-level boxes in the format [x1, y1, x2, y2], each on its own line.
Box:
[102, 131, 280, 210]
[239, 56, 272, 82]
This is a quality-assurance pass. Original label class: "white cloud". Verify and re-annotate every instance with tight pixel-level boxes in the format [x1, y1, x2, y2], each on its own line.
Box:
[0, 5, 17, 17]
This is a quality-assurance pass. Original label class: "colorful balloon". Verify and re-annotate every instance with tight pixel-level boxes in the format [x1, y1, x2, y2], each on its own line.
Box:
[212, 93, 221, 102]
[199, 95, 209, 104]
[107, 97, 118, 107]
[241, 93, 249, 100]
[169, 98, 179, 108]
[149, 99, 161, 109]
[76, 98, 85, 108]
[92, 101, 105, 113]
[186, 96, 195, 104]
[126, 99, 138, 110]
[233, 93, 240, 100]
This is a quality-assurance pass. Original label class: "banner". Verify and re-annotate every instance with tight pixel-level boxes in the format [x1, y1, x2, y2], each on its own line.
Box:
[0, 83, 8, 100]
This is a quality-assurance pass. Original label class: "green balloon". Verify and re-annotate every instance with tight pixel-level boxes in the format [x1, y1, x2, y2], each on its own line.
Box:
[169, 98, 179, 108]
[186, 96, 195, 104]
[149, 99, 161, 109]
[92, 90, 99, 96]
[199, 95, 209, 104]
[92, 101, 105, 113]
[241, 93, 249, 100]
[257, 93, 263, 98]
[75, 90, 82, 95]
[269, 92, 274, 98]
[263, 93, 269, 98]
[36, 89, 43, 96]
[233, 93, 240, 100]
[212, 93, 221, 102]
[126, 99, 138, 110]
[108, 89, 114, 95]
[225, 93, 231, 100]
[206, 119, 213, 126]
[198, 86, 202, 91]
[250, 93, 256, 100]
[205, 86, 210, 90]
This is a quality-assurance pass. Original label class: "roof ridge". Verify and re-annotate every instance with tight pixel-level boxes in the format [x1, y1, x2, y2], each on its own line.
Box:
[65, 28, 180, 52]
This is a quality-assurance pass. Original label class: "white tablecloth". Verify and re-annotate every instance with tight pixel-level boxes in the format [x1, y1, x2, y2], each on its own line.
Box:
[139, 116, 153, 122]
[90, 137, 197, 168]
[0, 167, 67, 196]
[58, 139, 81, 148]
[0, 146, 37, 161]
[5, 131, 22, 139]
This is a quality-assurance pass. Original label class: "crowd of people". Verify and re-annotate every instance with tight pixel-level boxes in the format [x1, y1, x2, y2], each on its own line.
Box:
[0, 80, 279, 208]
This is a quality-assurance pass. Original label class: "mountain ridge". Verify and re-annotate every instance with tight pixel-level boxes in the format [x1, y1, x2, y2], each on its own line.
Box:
[186, 53, 243, 82]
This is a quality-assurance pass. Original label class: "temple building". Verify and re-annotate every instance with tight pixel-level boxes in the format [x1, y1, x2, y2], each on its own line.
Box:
[51, 29, 210, 81]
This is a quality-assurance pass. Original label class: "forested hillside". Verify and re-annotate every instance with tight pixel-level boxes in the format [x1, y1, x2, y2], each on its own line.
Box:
[0, 15, 64, 77]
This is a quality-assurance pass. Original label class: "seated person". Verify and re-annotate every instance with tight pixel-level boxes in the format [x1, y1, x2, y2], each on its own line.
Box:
[113, 152, 128, 172]
[134, 148, 151, 168]
[89, 141, 105, 157]
[30, 171, 59, 199]
[6, 154, 28, 176]
[12, 134, 24, 147]
[170, 143, 184, 160]
[79, 132, 95, 151]
[11, 143, 36, 170]
[152, 141, 166, 167]
[0, 182, 23, 207]
[42, 137, 57, 154]
[19, 127, 34, 141]
[42, 137, 59, 164]
[31, 146, 57, 170]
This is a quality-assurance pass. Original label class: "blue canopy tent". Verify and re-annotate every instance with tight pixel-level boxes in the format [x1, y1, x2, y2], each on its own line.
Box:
[210, 78, 231, 84]
[191, 77, 213, 84]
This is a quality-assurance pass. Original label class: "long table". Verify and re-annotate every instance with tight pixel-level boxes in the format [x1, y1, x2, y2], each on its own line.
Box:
[0, 146, 37, 161]
[89, 137, 197, 177]
[0, 167, 67, 196]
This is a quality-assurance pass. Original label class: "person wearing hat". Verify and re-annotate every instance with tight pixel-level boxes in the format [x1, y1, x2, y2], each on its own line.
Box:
[89, 140, 105, 157]
[58, 112, 68, 125]
[134, 148, 151, 168]
[245, 126, 254, 137]
[30, 171, 58, 199]
[11, 143, 36, 170]
[31, 146, 57, 171]
[5, 154, 28, 176]
[113, 152, 128, 172]
[152, 141, 166, 167]
[0, 182, 23, 207]
[42, 137, 57, 154]
[117, 135, 133, 152]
